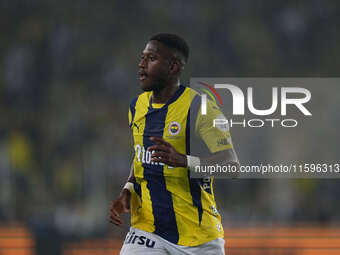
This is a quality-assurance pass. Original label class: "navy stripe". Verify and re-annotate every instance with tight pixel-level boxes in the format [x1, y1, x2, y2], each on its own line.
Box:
[188, 94, 212, 195]
[143, 104, 179, 244]
[186, 94, 203, 225]
[190, 94, 211, 154]
[185, 109, 191, 155]
[188, 94, 213, 159]
[187, 94, 201, 155]
[188, 172, 203, 225]
[129, 97, 138, 127]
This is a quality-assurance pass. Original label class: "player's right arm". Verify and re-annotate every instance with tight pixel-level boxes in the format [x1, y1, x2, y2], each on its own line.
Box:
[109, 162, 134, 226]
[110, 99, 138, 226]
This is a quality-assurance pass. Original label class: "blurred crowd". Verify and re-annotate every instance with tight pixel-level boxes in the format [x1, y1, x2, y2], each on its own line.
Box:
[0, 0, 340, 242]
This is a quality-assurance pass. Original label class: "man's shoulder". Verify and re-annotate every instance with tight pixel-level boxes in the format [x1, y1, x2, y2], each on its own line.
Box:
[179, 86, 201, 108]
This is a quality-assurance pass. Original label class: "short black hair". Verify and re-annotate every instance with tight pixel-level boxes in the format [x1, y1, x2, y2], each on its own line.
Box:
[150, 33, 189, 63]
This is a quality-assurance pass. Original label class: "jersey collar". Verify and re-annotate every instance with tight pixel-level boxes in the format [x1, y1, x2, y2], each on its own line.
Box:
[149, 85, 186, 110]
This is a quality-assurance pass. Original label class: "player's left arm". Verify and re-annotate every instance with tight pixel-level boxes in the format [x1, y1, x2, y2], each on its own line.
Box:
[193, 98, 240, 177]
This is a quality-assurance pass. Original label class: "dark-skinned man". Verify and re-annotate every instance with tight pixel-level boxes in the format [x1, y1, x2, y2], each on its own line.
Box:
[110, 33, 239, 255]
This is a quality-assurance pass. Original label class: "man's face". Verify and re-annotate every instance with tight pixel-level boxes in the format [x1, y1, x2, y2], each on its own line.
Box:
[138, 40, 172, 91]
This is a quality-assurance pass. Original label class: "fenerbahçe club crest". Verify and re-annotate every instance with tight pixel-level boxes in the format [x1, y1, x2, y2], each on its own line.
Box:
[168, 121, 181, 135]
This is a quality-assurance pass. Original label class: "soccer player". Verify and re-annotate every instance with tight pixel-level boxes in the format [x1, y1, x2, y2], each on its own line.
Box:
[110, 33, 239, 255]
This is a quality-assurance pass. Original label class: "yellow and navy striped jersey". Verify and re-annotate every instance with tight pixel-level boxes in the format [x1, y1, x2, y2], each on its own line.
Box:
[128, 85, 233, 246]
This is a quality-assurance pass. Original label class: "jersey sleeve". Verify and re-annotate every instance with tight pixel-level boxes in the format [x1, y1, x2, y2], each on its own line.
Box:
[128, 96, 138, 128]
[195, 98, 233, 153]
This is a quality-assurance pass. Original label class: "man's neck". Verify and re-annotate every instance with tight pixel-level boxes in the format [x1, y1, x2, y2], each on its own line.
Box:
[152, 80, 180, 104]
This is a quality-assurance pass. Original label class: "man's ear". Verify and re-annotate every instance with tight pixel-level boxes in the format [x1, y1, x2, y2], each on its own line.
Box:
[169, 60, 181, 75]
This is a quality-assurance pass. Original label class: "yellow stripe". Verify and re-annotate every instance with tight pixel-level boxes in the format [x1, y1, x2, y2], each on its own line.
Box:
[131, 92, 155, 233]
[132, 92, 151, 178]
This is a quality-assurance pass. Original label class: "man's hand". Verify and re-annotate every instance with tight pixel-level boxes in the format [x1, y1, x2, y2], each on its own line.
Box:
[109, 189, 131, 226]
[148, 136, 187, 167]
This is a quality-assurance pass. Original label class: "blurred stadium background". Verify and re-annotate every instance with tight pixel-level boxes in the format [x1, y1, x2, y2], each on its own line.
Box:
[1, 0, 340, 254]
